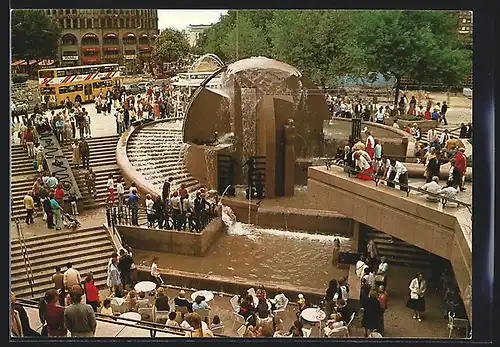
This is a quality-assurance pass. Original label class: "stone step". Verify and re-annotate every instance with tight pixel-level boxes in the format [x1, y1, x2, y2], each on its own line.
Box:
[11, 257, 109, 284]
[11, 227, 107, 252]
[11, 243, 114, 266]
[61, 142, 118, 155]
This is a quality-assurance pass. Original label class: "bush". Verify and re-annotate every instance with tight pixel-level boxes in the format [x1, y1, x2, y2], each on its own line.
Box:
[12, 74, 29, 83]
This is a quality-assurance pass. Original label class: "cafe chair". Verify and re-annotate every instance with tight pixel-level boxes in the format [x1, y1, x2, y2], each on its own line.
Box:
[139, 307, 154, 322]
[230, 295, 240, 312]
[154, 307, 170, 324]
[231, 311, 246, 331]
[111, 300, 126, 315]
[448, 312, 469, 338]
[211, 325, 224, 335]
[273, 297, 289, 321]
[247, 288, 257, 298]
[302, 328, 312, 337]
[346, 312, 356, 337]
[236, 324, 246, 337]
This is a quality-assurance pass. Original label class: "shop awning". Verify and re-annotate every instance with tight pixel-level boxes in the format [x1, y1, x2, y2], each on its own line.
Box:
[125, 33, 136, 38]
[104, 33, 117, 38]
[83, 33, 98, 38]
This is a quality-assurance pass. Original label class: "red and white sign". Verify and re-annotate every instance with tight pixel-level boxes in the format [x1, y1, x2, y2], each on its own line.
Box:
[38, 71, 120, 86]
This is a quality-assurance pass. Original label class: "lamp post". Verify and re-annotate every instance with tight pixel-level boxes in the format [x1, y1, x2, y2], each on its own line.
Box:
[235, 10, 239, 61]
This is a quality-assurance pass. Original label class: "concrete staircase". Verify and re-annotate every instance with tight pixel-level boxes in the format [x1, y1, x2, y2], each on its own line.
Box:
[11, 144, 39, 220]
[61, 135, 120, 210]
[126, 124, 200, 195]
[10, 225, 114, 299]
[363, 228, 434, 268]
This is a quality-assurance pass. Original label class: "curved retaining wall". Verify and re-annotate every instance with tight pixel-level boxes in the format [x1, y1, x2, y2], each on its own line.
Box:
[116, 119, 183, 200]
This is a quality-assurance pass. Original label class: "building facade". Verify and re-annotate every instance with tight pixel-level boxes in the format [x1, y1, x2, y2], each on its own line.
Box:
[46, 9, 159, 71]
[182, 24, 212, 47]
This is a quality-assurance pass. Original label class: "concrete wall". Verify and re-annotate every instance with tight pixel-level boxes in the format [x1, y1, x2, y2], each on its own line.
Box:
[323, 118, 411, 158]
[117, 217, 224, 256]
[184, 143, 232, 190]
[385, 119, 438, 133]
[307, 166, 472, 322]
[222, 199, 352, 236]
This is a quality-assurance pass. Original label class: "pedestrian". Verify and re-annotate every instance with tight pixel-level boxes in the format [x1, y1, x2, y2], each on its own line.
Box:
[145, 194, 155, 228]
[406, 272, 426, 322]
[64, 285, 97, 337]
[71, 140, 81, 168]
[85, 168, 97, 198]
[453, 148, 467, 191]
[43, 191, 55, 229]
[84, 108, 91, 138]
[128, 188, 140, 226]
[154, 195, 165, 229]
[55, 183, 64, 211]
[440, 101, 448, 125]
[107, 173, 115, 204]
[50, 193, 64, 231]
[385, 159, 409, 192]
[362, 289, 383, 337]
[80, 139, 90, 170]
[23, 191, 35, 224]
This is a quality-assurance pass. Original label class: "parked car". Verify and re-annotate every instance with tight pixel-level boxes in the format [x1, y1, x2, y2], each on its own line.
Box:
[124, 84, 141, 95]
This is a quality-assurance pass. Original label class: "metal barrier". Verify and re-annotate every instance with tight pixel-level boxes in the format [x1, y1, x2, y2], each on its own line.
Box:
[323, 160, 471, 213]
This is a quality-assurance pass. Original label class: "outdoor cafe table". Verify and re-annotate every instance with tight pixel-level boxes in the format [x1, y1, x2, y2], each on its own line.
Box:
[134, 281, 156, 294]
[301, 308, 327, 337]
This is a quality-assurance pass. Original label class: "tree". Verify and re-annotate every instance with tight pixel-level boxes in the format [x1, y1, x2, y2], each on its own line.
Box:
[269, 10, 366, 87]
[358, 10, 472, 107]
[11, 10, 61, 76]
[152, 28, 191, 65]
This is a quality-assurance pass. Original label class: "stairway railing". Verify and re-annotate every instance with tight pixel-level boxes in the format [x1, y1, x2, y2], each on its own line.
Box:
[11, 201, 35, 298]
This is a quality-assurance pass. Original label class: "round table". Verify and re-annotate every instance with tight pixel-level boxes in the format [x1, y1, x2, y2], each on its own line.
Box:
[191, 290, 214, 302]
[117, 312, 142, 325]
[301, 308, 326, 322]
[134, 281, 157, 293]
[301, 308, 326, 337]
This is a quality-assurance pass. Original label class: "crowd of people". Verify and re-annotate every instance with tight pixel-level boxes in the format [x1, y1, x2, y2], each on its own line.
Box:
[104, 176, 217, 233]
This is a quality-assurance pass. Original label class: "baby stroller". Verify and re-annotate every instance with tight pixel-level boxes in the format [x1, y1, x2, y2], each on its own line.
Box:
[63, 213, 81, 229]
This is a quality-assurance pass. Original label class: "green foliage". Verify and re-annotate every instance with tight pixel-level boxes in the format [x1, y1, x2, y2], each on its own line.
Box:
[195, 10, 471, 90]
[152, 28, 191, 64]
[11, 10, 61, 63]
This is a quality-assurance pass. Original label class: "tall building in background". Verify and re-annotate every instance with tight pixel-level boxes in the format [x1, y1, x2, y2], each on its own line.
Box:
[47, 9, 159, 72]
[182, 24, 212, 47]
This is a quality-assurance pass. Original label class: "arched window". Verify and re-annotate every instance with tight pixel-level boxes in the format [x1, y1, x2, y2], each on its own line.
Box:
[81, 34, 100, 46]
[61, 34, 78, 46]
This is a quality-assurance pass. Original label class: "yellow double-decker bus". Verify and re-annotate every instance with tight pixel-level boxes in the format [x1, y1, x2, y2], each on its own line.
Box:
[38, 63, 122, 108]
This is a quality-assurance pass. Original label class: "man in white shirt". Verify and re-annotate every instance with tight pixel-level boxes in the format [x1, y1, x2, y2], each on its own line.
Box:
[427, 127, 438, 144]
[63, 262, 81, 289]
[437, 182, 459, 205]
[375, 107, 384, 124]
[385, 159, 408, 192]
[419, 176, 441, 202]
[356, 255, 369, 279]
[116, 178, 125, 207]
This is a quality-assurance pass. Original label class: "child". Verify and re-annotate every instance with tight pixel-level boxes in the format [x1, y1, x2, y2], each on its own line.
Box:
[296, 293, 306, 317]
[210, 315, 223, 330]
[137, 291, 152, 309]
[125, 290, 138, 312]
[166, 311, 179, 328]
[101, 298, 114, 319]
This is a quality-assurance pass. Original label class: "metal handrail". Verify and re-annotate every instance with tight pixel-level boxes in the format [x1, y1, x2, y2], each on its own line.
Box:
[324, 160, 471, 213]
[11, 205, 35, 298]
[16, 299, 228, 337]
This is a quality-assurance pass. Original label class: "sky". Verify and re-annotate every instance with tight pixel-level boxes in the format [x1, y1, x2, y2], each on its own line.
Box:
[158, 10, 228, 31]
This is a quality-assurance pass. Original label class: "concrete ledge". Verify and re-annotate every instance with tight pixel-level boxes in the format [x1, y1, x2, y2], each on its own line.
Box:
[222, 198, 352, 236]
[307, 166, 471, 322]
[116, 217, 224, 256]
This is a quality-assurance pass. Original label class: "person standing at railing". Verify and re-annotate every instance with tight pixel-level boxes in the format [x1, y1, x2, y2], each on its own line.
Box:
[23, 191, 35, 225]
[354, 151, 373, 181]
[50, 192, 64, 231]
[128, 187, 140, 226]
[385, 159, 408, 192]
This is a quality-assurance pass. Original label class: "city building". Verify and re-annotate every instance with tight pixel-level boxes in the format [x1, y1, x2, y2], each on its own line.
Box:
[458, 10, 473, 46]
[182, 24, 212, 47]
[46, 9, 159, 72]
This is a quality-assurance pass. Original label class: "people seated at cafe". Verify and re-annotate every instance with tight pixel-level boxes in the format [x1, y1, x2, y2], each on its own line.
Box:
[256, 307, 274, 332]
[256, 285, 267, 300]
[137, 291, 152, 309]
[154, 287, 170, 311]
[256, 297, 270, 315]
[324, 313, 346, 337]
[174, 290, 193, 312]
[125, 290, 138, 312]
[335, 299, 351, 324]
[210, 315, 223, 331]
[166, 311, 180, 328]
[192, 295, 211, 311]
[100, 298, 114, 319]
[269, 289, 288, 311]
[238, 295, 257, 320]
